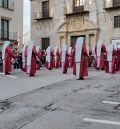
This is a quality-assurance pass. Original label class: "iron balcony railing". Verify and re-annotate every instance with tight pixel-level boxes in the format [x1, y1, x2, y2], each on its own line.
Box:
[33, 10, 53, 20]
[0, 30, 17, 41]
[73, 5, 84, 13]
[64, 4, 89, 15]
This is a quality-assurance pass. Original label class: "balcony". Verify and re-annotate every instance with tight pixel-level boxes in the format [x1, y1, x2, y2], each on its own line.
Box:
[64, 4, 89, 17]
[0, 0, 14, 11]
[33, 10, 53, 21]
[0, 30, 17, 41]
[104, 0, 120, 11]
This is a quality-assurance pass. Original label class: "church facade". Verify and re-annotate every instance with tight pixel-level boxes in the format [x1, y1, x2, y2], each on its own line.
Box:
[30, 0, 120, 50]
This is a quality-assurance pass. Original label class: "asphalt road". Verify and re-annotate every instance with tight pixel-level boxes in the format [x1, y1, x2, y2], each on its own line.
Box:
[0, 68, 120, 129]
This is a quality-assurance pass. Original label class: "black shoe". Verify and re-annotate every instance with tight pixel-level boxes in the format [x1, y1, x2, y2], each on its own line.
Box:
[80, 77, 84, 80]
[102, 68, 104, 70]
[29, 74, 35, 77]
[5, 72, 10, 75]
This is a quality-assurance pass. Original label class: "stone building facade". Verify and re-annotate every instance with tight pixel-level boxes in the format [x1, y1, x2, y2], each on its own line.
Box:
[30, 0, 120, 50]
[0, 0, 23, 51]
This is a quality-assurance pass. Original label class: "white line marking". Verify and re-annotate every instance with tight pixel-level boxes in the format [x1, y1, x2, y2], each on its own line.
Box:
[0, 73, 4, 75]
[83, 118, 120, 126]
[55, 70, 60, 72]
[102, 101, 120, 105]
[6, 75, 17, 79]
[0, 73, 17, 78]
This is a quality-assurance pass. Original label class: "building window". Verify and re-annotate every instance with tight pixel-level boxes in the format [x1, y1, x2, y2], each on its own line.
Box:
[74, 0, 84, 7]
[114, 16, 120, 28]
[2, 0, 9, 8]
[42, 38, 50, 50]
[42, 1, 49, 18]
[113, 0, 120, 7]
[1, 19, 9, 39]
[73, 0, 84, 12]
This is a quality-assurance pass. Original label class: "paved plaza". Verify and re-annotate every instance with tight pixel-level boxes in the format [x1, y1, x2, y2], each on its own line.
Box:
[0, 68, 120, 129]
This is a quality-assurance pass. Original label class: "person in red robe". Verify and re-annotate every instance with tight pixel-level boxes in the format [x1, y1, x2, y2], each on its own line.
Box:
[74, 37, 88, 80]
[54, 46, 60, 68]
[71, 47, 75, 68]
[2, 41, 13, 75]
[36, 46, 42, 70]
[73, 47, 76, 75]
[22, 44, 28, 72]
[61, 45, 69, 74]
[96, 41, 107, 70]
[27, 41, 38, 76]
[106, 44, 116, 74]
[59, 48, 62, 67]
[45, 46, 54, 70]
[68, 47, 72, 67]
[115, 45, 120, 71]
[45, 49, 48, 69]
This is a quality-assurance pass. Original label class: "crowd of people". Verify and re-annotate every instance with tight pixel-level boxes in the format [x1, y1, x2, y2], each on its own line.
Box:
[2, 37, 120, 80]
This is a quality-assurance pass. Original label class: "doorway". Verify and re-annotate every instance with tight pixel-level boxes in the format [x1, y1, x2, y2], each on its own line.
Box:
[71, 35, 85, 48]
[60, 37, 66, 48]
[89, 34, 95, 50]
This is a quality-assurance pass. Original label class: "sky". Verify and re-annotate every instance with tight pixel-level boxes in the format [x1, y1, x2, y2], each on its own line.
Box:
[24, 0, 30, 34]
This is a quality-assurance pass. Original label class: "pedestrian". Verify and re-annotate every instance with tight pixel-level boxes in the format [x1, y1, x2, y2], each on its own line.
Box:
[92, 46, 97, 68]
[13, 48, 19, 71]
[88, 50, 93, 67]
[2, 41, 13, 75]
[17, 53, 22, 70]
[27, 41, 38, 76]
[116, 45, 120, 71]
[54, 46, 60, 68]
[106, 44, 116, 74]
[61, 45, 69, 74]
[96, 41, 107, 70]
[74, 37, 88, 80]
[22, 44, 28, 72]
[59, 48, 62, 67]
[45, 46, 54, 70]
[68, 47, 72, 67]
[71, 47, 75, 68]
[36, 46, 42, 70]
[41, 49, 46, 66]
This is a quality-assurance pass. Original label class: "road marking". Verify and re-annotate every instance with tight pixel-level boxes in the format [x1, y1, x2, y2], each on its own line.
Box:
[0, 73, 4, 75]
[6, 75, 17, 79]
[0, 73, 17, 79]
[102, 101, 120, 105]
[83, 118, 120, 126]
[55, 70, 60, 72]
